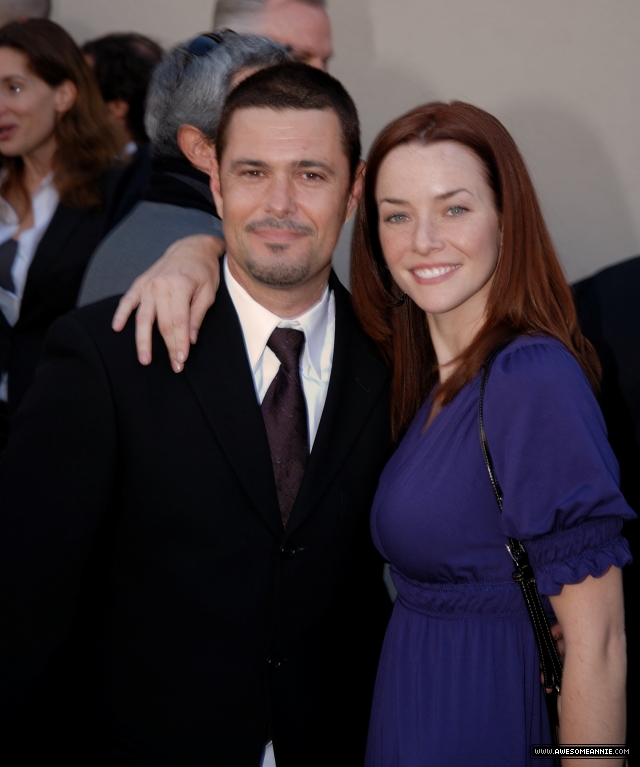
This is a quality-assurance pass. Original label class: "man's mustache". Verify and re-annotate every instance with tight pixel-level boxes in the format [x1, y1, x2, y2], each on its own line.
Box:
[245, 218, 314, 236]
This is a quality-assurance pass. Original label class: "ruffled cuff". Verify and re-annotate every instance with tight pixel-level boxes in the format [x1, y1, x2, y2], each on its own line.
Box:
[524, 517, 633, 596]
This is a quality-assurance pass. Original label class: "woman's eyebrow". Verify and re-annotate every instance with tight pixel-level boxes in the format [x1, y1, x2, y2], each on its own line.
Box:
[436, 188, 471, 200]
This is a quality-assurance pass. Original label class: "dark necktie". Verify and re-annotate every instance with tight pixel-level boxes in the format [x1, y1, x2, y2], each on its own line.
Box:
[261, 327, 309, 527]
[0, 239, 18, 293]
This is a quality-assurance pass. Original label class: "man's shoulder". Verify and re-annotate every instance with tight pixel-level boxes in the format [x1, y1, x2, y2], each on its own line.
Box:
[574, 254, 640, 298]
[57, 297, 137, 354]
[79, 203, 222, 307]
[330, 274, 389, 372]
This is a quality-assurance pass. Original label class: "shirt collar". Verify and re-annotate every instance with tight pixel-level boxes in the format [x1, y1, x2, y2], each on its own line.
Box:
[224, 257, 331, 380]
[0, 172, 56, 227]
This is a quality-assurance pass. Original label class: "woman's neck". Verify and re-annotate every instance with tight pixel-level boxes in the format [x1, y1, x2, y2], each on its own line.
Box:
[21, 134, 57, 196]
[427, 289, 489, 383]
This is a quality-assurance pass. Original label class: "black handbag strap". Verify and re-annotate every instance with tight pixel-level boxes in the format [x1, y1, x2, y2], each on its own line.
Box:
[479, 344, 563, 704]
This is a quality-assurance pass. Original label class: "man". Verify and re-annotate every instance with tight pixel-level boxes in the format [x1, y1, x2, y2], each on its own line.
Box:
[0, 0, 49, 25]
[214, 0, 333, 70]
[83, 32, 164, 226]
[78, 31, 288, 306]
[0, 63, 391, 766]
[573, 256, 640, 753]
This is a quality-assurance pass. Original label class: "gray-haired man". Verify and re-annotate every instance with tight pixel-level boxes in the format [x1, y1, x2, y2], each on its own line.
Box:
[78, 31, 289, 306]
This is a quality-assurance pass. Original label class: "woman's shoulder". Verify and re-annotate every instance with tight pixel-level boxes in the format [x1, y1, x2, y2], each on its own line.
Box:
[492, 333, 589, 393]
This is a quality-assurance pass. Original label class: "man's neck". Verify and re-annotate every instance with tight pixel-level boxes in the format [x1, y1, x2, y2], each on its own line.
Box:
[226, 256, 331, 319]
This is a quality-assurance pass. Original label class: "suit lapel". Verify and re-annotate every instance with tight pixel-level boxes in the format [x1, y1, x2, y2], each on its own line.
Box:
[183, 276, 283, 538]
[20, 204, 86, 308]
[287, 274, 390, 534]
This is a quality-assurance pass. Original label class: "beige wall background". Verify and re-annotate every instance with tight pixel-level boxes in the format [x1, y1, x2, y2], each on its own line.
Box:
[52, 0, 640, 285]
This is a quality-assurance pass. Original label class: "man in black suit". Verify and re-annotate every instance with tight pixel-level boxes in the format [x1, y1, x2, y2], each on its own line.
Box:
[0, 63, 391, 766]
[574, 255, 640, 754]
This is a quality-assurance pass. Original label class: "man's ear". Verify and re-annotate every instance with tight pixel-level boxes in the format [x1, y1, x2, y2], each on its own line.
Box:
[54, 79, 77, 117]
[210, 156, 223, 219]
[177, 125, 217, 174]
[344, 159, 366, 224]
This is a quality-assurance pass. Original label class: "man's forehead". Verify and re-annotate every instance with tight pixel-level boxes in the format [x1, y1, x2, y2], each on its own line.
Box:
[224, 107, 344, 156]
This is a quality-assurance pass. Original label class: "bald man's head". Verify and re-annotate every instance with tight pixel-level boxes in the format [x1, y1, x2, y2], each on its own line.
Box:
[213, 0, 332, 70]
[0, 0, 50, 26]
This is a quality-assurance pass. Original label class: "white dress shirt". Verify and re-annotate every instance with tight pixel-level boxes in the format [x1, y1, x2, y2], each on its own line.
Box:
[0, 173, 59, 401]
[224, 257, 335, 450]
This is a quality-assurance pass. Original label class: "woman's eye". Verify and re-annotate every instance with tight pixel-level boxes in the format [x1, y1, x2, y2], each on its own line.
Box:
[9, 84, 22, 94]
[447, 205, 467, 217]
[387, 213, 408, 223]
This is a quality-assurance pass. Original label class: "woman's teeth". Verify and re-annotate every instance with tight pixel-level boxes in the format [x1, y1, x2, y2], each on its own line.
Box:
[413, 265, 460, 278]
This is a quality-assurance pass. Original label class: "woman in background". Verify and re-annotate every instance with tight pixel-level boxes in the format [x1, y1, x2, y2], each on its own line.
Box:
[351, 101, 632, 766]
[0, 19, 119, 447]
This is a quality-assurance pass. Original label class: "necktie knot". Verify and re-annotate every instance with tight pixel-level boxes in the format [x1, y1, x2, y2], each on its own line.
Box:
[267, 327, 305, 372]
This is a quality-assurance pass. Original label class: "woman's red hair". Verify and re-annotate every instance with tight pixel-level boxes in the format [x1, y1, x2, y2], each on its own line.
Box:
[351, 101, 600, 441]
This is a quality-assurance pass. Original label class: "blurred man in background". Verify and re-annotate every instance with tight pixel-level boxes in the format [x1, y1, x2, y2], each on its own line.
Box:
[214, 0, 332, 70]
[83, 32, 164, 225]
[83, 33, 163, 161]
[574, 256, 640, 753]
[0, 0, 49, 25]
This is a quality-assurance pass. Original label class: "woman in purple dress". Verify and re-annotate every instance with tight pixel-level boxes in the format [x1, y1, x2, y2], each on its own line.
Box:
[350, 102, 633, 766]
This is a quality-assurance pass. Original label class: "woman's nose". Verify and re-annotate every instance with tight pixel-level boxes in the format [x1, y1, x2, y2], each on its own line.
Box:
[412, 218, 445, 254]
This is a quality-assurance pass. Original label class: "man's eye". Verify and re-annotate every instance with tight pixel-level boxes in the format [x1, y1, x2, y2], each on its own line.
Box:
[302, 172, 322, 181]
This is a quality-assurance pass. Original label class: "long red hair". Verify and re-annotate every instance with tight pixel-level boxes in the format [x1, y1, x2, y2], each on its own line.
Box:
[351, 101, 600, 441]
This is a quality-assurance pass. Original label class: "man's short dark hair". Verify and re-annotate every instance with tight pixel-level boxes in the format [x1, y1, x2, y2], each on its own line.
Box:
[82, 33, 163, 146]
[216, 62, 361, 181]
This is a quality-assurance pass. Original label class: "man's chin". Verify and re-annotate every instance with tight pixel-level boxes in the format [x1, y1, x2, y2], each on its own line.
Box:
[245, 258, 313, 289]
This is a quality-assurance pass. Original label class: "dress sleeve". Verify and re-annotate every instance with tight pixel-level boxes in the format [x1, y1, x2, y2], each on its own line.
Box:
[483, 336, 636, 596]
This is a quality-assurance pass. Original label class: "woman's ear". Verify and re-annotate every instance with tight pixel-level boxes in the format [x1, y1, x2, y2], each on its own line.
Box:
[54, 79, 77, 116]
[177, 125, 216, 174]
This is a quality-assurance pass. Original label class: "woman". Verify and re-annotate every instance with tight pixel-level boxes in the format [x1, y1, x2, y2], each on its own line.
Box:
[111, 101, 633, 764]
[350, 102, 632, 765]
[0, 19, 120, 443]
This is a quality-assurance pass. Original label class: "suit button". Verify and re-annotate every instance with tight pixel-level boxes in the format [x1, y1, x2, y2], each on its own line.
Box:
[280, 544, 297, 560]
[267, 653, 282, 670]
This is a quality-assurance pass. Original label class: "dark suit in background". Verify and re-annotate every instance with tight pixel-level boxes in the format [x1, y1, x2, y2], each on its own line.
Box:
[0, 273, 392, 766]
[574, 254, 640, 754]
[0, 171, 121, 420]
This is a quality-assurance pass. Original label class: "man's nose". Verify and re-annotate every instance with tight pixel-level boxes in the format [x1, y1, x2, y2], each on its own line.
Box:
[264, 176, 297, 218]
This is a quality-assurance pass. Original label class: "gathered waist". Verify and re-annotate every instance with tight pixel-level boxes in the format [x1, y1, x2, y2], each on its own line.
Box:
[391, 567, 533, 619]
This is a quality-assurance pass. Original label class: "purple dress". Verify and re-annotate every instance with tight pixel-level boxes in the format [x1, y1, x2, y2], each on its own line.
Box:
[367, 336, 635, 767]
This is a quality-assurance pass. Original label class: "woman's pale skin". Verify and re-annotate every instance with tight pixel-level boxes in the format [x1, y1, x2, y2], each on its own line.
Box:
[376, 140, 626, 765]
[0, 47, 76, 231]
[113, 140, 627, 764]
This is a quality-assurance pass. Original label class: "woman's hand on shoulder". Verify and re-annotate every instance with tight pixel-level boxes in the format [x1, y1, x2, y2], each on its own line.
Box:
[111, 234, 225, 372]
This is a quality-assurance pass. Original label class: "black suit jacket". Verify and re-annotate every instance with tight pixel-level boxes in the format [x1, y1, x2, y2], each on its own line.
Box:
[0, 272, 392, 766]
[0, 175, 120, 416]
[573, 255, 640, 753]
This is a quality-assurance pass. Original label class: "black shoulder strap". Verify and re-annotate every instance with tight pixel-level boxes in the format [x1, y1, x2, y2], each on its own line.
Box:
[479, 344, 563, 706]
